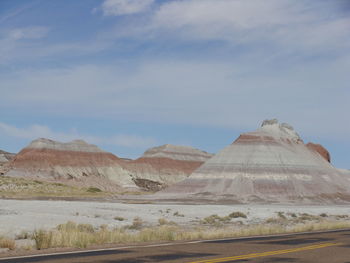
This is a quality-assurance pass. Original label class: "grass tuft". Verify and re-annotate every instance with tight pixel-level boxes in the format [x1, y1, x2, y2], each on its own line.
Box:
[129, 217, 143, 230]
[0, 238, 16, 250]
[158, 218, 177, 226]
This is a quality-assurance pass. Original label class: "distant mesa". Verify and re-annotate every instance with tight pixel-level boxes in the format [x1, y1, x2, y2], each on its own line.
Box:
[126, 144, 213, 191]
[3, 139, 212, 192]
[5, 138, 136, 191]
[158, 119, 350, 204]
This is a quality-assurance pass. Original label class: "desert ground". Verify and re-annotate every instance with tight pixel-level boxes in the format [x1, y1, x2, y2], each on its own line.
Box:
[1, 200, 350, 237]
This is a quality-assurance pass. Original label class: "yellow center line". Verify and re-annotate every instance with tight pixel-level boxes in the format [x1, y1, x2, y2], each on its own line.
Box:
[189, 242, 343, 263]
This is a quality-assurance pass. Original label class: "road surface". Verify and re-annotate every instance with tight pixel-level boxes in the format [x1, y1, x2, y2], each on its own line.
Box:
[1, 229, 349, 263]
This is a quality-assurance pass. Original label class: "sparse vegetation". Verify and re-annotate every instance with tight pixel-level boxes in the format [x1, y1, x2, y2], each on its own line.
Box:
[336, 214, 349, 219]
[200, 212, 247, 225]
[0, 176, 110, 198]
[28, 219, 350, 250]
[298, 213, 319, 221]
[200, 214, 231, 225]
[114, 216, 125, 221]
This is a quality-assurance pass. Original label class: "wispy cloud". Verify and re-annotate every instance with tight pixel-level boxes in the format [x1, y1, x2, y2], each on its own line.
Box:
[153, 0, 349, 52]
[97, 0, 350, 54]
[3, 1, 349, 65]
[0, 1, 39, 24]
[7, 26, 49, 40]
[100, 0, 154, 16]
[0, 122, 156, 149]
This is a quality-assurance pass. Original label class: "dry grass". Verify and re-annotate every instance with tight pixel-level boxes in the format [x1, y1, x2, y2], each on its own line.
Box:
[158, 218, 177, 226]
[30, 219, 350, 250]
[0, 238, 16, 250]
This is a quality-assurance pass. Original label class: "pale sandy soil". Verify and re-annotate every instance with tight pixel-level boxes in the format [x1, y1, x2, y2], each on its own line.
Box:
[1, 199, 350, 238]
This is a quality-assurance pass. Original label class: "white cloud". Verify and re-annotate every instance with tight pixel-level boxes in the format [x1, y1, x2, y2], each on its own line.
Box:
[95, 0, 349, 54]
[149, 0, 350, 50]
[0, 122, 156, 149]
[101, 0, 154, 16]
[2, 1, 349, 65]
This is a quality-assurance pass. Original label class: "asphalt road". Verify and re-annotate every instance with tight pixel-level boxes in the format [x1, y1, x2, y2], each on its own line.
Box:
[1, 229, 350, 263]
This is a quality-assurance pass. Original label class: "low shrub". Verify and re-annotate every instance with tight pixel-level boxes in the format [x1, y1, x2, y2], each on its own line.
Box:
[86, 187, 102, 193]
[229, 212, 247, 219]
[277, 211, 287, 219]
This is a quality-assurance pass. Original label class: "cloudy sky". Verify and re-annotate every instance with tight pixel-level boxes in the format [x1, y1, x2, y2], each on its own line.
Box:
[0, 0, 349, 168]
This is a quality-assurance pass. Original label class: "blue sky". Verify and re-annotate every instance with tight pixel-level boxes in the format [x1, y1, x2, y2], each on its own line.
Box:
[0, 0, 349, 168]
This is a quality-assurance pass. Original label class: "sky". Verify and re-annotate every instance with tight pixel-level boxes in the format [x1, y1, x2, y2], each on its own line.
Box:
[0, 0, 349, 168]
